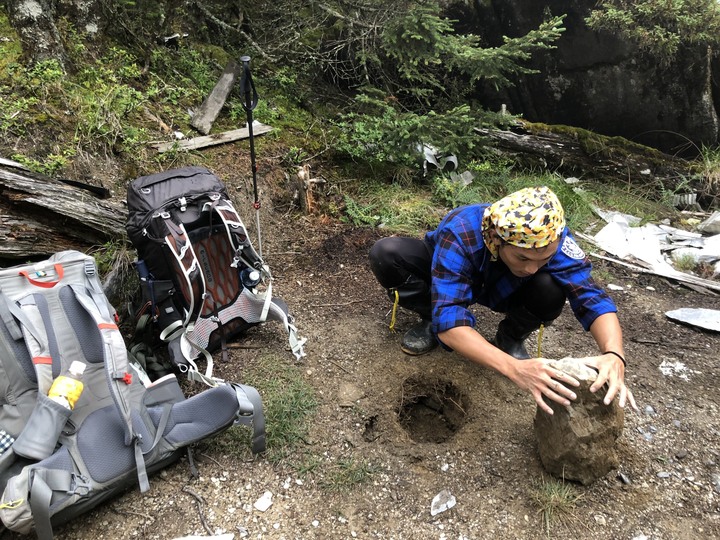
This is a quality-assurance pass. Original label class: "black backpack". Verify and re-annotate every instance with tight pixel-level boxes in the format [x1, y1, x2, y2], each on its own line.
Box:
[125, 166, 305, 383]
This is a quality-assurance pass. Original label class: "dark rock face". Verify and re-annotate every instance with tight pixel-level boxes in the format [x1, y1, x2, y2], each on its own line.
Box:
[460, 0, 719, 153]
[533, 358, 624, 485]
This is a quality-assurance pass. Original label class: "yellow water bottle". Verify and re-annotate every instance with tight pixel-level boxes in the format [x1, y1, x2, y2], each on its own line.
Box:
[47, 361, 86, 410]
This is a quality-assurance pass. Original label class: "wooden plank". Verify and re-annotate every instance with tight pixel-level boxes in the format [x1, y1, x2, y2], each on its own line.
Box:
[191, 60, 243, 135]
[151, 123, 273, 153]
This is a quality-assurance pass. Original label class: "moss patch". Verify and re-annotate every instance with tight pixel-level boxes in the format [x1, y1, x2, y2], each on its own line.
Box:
[0, 10, 22, 77]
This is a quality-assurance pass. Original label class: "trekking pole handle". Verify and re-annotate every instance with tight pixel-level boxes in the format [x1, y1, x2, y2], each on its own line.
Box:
[240, 56, 258, 111]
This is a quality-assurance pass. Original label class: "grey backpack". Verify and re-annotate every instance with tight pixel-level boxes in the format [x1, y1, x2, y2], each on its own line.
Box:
[0, 250, 265, 538]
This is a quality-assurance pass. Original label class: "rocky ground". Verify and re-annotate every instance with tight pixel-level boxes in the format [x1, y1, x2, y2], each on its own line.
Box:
[50, 224, 720, 539]
[2, 154, 718, 540]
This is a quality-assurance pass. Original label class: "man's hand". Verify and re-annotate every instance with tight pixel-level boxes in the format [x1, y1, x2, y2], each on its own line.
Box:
[507, 358, 580, 415]
[582, 353, 638, 411]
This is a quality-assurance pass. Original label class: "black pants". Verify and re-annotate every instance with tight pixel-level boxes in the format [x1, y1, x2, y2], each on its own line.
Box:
[369, 236, 566, 322]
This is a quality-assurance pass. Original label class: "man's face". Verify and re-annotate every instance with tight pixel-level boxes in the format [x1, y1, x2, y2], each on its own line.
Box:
[497, 239, 560, 278]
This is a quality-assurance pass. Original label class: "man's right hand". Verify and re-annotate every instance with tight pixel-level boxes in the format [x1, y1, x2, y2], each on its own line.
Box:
[438, 326, 580, 414]
[506, 357, 580, 415]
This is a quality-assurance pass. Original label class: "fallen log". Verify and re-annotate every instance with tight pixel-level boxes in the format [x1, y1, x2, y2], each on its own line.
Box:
[475, 121, 694, 189]
[0, 164, 126, 261]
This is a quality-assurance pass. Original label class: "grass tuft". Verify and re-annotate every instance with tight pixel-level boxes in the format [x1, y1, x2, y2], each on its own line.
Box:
[530, 474, 584, 536]
[320, 457, 379, 492]
[211, 354, 317, 463]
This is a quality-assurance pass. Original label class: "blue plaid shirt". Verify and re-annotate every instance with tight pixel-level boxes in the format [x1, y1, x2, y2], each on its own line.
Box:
[0, 429, 14, 455]
[425, 204, 617, 335]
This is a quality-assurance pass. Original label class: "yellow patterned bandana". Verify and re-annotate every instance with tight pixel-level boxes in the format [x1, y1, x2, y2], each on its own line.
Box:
[481, 186, 565, 260]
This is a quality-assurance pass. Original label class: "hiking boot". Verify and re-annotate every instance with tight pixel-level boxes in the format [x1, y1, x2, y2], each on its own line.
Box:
[493, 321, 532, 360]
[492, 305, 554, 360]
[401, 320, 437, 356]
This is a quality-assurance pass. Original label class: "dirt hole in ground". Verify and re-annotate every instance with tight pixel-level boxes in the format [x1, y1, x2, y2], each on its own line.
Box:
[397, 376, 469, 443]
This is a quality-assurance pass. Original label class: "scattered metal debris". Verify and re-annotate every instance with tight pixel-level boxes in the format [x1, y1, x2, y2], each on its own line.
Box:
[665, 307, 720, 332]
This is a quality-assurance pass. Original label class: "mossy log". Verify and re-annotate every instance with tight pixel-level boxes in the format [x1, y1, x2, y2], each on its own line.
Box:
[0, 164, 126, 262]
[475, 121, 695, 189]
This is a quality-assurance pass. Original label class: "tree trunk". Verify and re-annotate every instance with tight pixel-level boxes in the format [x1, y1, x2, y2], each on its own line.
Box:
[5, 0, 67, 66]
[0, 164, 126, 262]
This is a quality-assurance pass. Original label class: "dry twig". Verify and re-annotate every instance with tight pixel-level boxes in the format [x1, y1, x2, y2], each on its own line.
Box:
[182, 486, 213, 535]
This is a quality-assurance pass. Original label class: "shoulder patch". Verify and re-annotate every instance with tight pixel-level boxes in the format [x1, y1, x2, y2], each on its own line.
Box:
[561, 236, 585, 260]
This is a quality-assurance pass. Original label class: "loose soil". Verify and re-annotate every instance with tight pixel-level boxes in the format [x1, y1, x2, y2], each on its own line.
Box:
[4, 155, 719, 540]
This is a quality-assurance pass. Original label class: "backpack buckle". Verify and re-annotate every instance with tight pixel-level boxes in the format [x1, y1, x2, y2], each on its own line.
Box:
[68, 474, 91, 497]
[178, 196, 187, 211]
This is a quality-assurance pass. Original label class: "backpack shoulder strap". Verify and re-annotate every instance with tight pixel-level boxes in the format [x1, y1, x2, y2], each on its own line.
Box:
[160, 214, 207, 327]
[211, 198, 264, 273]
[61, 253, 150, 491]
[231, 383, 266, 454]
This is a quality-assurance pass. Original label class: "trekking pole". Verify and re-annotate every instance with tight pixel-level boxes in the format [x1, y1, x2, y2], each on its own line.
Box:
[240, 55, 263, 260]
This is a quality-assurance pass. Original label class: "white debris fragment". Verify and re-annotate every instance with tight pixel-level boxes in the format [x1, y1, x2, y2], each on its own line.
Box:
[591, 216, 720, 292]
[607, 283, 624, 291]
[592, 207, 642, 227]
[698, 211, 720, 234]
[430, 490, 456, 516]
[658, 360, 701, 381]
[253, 491, 273, 512]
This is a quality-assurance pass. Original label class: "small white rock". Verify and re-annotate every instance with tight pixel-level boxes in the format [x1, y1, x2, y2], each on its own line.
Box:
[430, 490, 456, 516]
[253, 491, 273, 512]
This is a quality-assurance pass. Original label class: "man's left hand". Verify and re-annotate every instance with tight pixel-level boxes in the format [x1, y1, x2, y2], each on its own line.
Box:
[582, 353, 638, 410]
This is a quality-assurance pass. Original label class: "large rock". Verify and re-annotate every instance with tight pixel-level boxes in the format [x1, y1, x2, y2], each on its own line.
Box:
[533, 358, 624, 485]
[454, 0, 719, 153]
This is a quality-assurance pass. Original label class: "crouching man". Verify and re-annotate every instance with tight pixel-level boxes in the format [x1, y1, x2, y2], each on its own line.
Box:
[369, 186, 636, 414]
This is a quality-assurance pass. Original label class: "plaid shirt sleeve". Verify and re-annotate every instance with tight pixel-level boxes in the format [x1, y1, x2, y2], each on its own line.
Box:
[427, 206, 486, 334]
[546, 230, 618, 330]
[0, 429, 15, 455]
